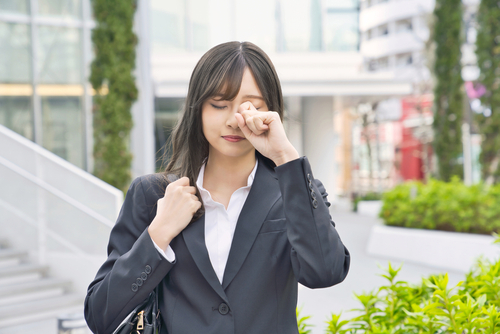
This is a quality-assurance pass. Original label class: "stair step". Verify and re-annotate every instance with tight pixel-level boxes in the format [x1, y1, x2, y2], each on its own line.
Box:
[0, 264, 48, 285]
[0, 278, 72, 306]
[0, 277, 71, 296]
[0, 293, 84, 328]
[0, 249, 28, 268]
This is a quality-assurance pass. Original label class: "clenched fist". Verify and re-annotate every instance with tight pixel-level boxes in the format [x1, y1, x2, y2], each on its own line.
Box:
[148, 177, 202, 250]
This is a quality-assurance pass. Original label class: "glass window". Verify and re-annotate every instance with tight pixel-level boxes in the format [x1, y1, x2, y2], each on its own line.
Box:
[42, 96, 84, 168]
[280, 0, 313, 52]
[38, 0, 81, 19]
[150, 0, 209, 53]
[189, 0, 209, 52]
[0, 22, 31, 83]
[235, 0, 276, 52]
[324, 12, 359, 51]
[396, 18, 412, 33]
[0, 97, 33, 140]
[154, 97, 183, 172]
[0, 0, 29, 14]
[378, 24, 389, 36]
[396, 53, 412, 67]
[326, 0, 358, 9]
[151, 0, 186, 53]
[377, 56, 389, 69]
[37, 26, 82, 84]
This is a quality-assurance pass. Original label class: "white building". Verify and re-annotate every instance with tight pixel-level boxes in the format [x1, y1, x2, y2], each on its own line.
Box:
[359, 0, 435, 82]
[146, 0, 412, 199]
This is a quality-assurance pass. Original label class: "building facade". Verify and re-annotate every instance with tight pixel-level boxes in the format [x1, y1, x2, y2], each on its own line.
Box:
[1, 0, 413, 203]
[0, 0, 94, 171]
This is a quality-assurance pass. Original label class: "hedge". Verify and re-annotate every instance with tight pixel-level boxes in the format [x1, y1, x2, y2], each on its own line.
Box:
[379, 178, 500, 234]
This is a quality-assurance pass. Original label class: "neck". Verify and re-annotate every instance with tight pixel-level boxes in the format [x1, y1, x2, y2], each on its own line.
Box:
[203, 150, 256, 191]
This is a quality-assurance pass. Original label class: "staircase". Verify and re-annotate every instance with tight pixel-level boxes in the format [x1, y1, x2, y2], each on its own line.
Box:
[0, 241, 84, 330]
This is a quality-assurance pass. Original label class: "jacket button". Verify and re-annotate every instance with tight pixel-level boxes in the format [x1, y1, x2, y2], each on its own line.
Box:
[218, 303, 229, 315]
[308, 182, 313, 190]
[131, 283, 138, 292]
[141, 272, 148, 280]
[307, 173, 312, 181]
[136, 278, 143, 286]
[145, 265, 152, 274]
[311, 191, 317, 200]
[312, 199, 318, 209]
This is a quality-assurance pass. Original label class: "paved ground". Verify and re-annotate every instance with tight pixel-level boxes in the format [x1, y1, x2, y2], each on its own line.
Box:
[297, 207, 464, 333]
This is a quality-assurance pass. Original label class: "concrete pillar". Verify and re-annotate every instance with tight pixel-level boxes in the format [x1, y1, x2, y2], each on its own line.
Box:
[284, 96, 303, 156]
[131, 0, 155, 178]
[302, 96, 336, 203]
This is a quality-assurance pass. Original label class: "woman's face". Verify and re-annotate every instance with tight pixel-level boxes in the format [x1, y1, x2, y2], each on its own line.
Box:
[202, 67, 268, 160]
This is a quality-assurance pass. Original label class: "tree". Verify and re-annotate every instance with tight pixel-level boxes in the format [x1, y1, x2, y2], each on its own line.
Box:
[475, 0, 500, 185]
[432, 0, 464, 181]
[90, 0, 138, 191]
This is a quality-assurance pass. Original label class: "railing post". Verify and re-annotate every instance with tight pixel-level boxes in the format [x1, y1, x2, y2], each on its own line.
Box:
[35, 152, 46, 265]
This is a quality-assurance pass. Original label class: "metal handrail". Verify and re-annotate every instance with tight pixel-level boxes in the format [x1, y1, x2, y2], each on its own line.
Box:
[0, 197, 104, 264]
[0, 155, 115, 229]
[0, 124, 123, 216]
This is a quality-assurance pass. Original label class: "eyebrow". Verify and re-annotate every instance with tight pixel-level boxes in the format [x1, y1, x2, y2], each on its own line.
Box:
[213, 94, 264, 101]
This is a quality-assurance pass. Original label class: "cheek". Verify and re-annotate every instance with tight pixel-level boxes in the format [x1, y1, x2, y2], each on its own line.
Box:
[201, 109, 219, 139]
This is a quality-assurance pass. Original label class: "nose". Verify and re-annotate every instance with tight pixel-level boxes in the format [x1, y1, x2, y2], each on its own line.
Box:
[225, 105, 240, 130]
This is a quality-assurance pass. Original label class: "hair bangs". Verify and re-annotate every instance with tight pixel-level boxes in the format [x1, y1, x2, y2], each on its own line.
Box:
[208, 53, 247, 102]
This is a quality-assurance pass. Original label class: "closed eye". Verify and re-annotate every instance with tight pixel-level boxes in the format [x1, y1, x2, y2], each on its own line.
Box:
[210, 103, 227, 110]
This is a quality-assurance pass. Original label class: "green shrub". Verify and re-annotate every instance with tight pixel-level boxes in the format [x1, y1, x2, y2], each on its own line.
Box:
[380, 178, 500, 234]
[322, 257, 500, 333]
[296, 236, 500, 333]
[297, 308, 313, 334]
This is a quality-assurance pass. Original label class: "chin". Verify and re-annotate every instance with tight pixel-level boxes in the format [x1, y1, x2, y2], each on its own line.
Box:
[210, 144, 255, 159]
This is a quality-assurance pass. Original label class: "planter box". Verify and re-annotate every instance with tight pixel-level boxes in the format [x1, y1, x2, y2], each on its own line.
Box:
[367, 225, 500, 273]
[357, 200, 382, 217]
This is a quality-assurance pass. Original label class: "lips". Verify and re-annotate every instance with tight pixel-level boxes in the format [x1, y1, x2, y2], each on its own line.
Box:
[222, 135, 245, 142]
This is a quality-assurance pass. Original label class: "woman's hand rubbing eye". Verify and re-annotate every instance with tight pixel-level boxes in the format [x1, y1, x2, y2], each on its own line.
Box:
[235, 101, 299, 166]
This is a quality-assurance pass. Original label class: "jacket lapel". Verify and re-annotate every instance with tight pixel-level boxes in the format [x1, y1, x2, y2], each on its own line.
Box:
[182, 214, 229, 303]
[222, 157, 281, 290]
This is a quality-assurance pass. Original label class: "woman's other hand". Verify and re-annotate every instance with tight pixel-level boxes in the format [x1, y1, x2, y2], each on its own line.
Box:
[235, 101, 299, 166]
[148, 177, 201, 250]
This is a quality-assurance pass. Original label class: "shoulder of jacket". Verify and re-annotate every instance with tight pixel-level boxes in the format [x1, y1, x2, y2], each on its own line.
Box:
[130, 173, 170, 198]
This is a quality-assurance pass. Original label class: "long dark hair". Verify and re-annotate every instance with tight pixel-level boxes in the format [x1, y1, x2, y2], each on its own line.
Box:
[160, 41, 284, 219]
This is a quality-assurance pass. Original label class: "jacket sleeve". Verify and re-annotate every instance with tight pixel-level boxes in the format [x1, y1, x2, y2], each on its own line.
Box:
[274, 156, 350, 288]
[84, 176, 175, 334]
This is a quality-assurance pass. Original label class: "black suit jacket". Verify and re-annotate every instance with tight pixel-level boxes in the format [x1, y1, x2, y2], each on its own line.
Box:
[84, 156, 350, 334]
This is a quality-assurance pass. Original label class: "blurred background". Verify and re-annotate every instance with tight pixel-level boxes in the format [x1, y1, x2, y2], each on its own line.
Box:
[1, 0, 499, 333]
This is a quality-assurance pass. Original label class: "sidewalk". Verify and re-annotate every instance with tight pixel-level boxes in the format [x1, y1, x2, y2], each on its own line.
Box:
[297, 208, 464, 333]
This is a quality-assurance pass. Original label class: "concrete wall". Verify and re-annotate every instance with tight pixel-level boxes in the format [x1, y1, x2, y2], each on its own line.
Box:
[302, 96, 336, 202]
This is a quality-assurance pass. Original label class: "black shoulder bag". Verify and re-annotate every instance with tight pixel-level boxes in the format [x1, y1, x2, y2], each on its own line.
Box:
[112, 288, 160, 334]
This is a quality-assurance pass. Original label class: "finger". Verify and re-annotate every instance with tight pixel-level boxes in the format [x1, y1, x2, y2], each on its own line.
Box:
[166, 176, 189, 194]
[253, 116, 269, 132]
[239, 101, 257, 112]
[235, 113, 253, 138]
[175, 176, 190, 186]
[248, 116, 270, 135]
[184, 186, 197, 194]
[239, 108, 259, 122]
[191, 194, 199, 202]
[245, 116, 265, 135]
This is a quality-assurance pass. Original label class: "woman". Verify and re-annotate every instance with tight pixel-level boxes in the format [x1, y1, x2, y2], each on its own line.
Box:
[85, 41, 350, 334]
